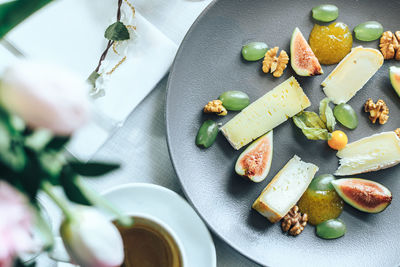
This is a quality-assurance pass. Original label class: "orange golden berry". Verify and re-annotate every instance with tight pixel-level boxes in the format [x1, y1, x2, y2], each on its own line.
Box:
[328, 130, 348, 150]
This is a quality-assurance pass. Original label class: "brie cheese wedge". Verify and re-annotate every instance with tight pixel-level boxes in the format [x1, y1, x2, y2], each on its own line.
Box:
[322, 46, 384, 104]
[335, 131, 400, 176]
[221, 77, 310, 150]
[252, 155, 318, 223]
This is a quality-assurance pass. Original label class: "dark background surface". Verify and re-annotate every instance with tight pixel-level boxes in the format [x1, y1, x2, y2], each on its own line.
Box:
[166, 0, 400, 266]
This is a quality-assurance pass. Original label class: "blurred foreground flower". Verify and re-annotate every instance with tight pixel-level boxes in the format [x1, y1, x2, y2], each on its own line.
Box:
[0, 181, 35, 267]
[0, 60, 90, 136]
[60, 207, 124, 267]
[0, 59, 132, 267]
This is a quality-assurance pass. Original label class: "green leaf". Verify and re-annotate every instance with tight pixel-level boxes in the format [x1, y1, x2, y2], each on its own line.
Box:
[0, 119, 11, 151]
[60, 166, 91, 205]
[104, 21, 130, 41]
[319, 98, 336, 132]
[9, 115, 25, 132]
[39, 152, 63, 184]
[293, 115, 331, 141]
[18, 149, 42, 201]
[87, 71, 100, 88]
[0, 0, 54, 40]
[14, 258, 35, 267]
[299, 127, 331, 140]
[24, 129, 53, 151]
[296, 111, 326, 129]
[45, 136, 70, 151]
[69, 161, 120, 177]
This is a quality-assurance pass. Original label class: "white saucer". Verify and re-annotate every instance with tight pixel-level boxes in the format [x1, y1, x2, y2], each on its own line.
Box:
[102, 183, 217, 267]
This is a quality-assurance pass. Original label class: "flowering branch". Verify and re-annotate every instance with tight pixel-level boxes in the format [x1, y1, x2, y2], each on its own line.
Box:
[93, 0, 123, 73]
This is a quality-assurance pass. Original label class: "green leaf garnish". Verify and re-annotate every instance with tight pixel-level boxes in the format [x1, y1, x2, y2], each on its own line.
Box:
[69, 161, 120, 177]
[104, 21, 130, 41]
[296, 111, 326, 129]
[293, 113, 331, 140]
[319, 98, 336, 132]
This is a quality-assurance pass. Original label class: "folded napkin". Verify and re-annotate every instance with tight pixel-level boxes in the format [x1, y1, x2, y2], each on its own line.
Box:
[4, 0, 213, 160]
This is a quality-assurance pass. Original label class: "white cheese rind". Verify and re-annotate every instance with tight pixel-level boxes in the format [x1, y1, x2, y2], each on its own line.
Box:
[221, 77, 310, 150]
[335, 132, 400, 176]
[322, 46, 384, 104]
[252, 155, 318, 223]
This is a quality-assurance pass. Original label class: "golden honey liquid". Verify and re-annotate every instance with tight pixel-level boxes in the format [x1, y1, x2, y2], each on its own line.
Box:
[298, 189, 344, 225]
[309, 22, 353, 65]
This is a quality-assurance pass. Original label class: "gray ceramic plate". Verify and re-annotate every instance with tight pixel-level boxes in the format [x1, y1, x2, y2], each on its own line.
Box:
[166, 0, 400, 266]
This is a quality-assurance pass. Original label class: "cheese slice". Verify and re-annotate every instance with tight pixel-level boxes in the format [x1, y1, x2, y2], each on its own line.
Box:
[335, 131, 400, 176]
[221, 77, 310, 150]
[252, 155, 318, 223]
[322, 46, 384, 104]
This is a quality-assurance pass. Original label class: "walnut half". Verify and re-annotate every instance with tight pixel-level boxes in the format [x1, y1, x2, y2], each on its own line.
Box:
[203, 100, 227, 116]
[380, 31, 400, 60]
[364, 98, 389, 124]
[395, 128, 400, 139]
[262, 47, 289, 78]
[281, 205, 308, 236]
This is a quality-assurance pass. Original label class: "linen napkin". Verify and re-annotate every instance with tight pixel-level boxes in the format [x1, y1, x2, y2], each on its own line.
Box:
[4, 0, 177, 160]
[3, 0, 213, 160]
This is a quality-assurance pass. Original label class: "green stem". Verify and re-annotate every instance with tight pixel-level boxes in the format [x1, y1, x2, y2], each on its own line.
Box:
[41, 181, 74, 221]
[75, 177, 133, 227]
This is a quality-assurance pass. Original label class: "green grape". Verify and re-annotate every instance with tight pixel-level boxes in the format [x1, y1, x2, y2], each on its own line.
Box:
[219, 91, 250, 111]
[241, 42, 268, 61]
[316, 219, 346, 239]
[354, 21, 383, 41]
[333, 103, 358, 130]
[308, 174, 336, 191]
[195, 120, 219, 148]
[312, 4, 339, 22]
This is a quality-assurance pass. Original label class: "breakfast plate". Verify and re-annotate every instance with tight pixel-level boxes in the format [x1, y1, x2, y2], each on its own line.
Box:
[166, 0, 400, 266]
[101, 183, 217, 267]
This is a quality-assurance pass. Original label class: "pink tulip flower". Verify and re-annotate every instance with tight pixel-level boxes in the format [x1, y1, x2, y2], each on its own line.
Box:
[0, 60, 91, 136]
[0, 181, 35, 267]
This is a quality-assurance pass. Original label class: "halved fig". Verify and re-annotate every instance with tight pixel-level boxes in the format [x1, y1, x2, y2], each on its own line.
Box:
[331, 178, 392, 213]
[390, 66, 400, 97]
[235, 131, 273, 182]
[290, 27, 323, 76]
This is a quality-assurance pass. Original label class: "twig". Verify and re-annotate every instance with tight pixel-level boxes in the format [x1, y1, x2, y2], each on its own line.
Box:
[93, 0, 123, 73]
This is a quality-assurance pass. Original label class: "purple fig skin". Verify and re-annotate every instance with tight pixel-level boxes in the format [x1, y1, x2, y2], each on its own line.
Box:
[331, 178, 392, 213]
